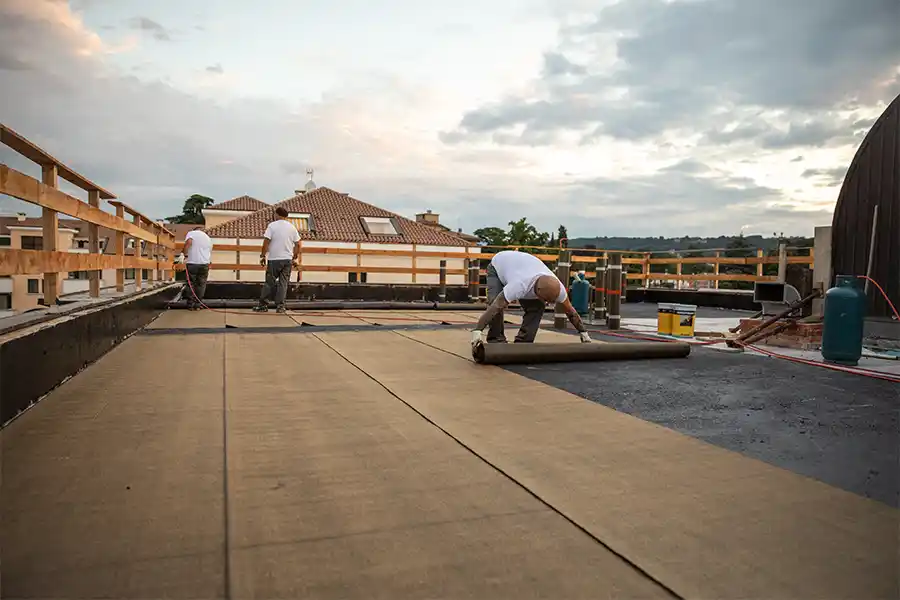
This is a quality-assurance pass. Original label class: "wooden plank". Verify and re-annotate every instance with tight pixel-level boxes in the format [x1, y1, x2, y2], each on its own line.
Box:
[41, 164, 60, 305]
[0, 249, 159, 275]
[193, 264, 467, 276]
[0, 165, 161, 245]
[0, 124, 116, 199]
[182, 243, 471, 259]
[88, 189, 101, 297]
[115, 205, 125, 292]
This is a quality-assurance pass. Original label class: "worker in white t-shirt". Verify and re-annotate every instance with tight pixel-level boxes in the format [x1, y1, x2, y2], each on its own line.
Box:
[182, 227, 213, 310]
[471, 250, 591, 346]
[253, 206, 301, 313]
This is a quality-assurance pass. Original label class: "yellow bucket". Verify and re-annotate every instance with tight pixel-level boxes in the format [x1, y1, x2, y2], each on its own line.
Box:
[657, 303, 675, 335]
[672, 304, 697, 337]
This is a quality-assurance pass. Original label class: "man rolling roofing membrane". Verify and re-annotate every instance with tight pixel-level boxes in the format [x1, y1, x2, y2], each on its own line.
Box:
[471, 250, 591, 346]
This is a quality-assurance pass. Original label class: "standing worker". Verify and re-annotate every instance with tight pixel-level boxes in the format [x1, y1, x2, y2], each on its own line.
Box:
[471, 250, 591, 346]
[254, 207, 301, 313]
[182, 226, 212, 311]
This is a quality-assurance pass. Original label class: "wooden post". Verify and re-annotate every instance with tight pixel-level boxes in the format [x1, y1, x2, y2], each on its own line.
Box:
[756, 248, 764, 278]
[115, 205, 125, 292]
[87, 189, 101, 298]
[133, 214, 142, 291]
[466, 258, 479, 301]
[593, 253, 607, 321]
[642, 252, 651, 289]
[554, 250, 571, 329]
[714, 251, 721, 290]
[438, 259, 447, 302]
[41, 164, 59, 306]
[607, 253, 622, 329]
[676, 253, 683, 290]
[235, 237, 241, 281]
[777, 240, 788, 283]
[621, 270, 627, 303]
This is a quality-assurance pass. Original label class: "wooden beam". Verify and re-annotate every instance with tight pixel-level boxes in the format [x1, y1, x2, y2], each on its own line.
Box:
[184, 243, 472, 259]
[0, 164, 162, 245]
[1, 124, 116, 199]
[41, 164, 59, 306]
[115, 205, 125, 292]
[132, 213, 142, 291]
[190, 264, 467, 276]
[88, 189, 101, 297]
[0, 249, 159, 275]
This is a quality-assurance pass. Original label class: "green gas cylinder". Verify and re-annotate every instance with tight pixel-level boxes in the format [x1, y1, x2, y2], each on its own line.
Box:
[570, 273, 591, 316]
[821, 275, 866, 366]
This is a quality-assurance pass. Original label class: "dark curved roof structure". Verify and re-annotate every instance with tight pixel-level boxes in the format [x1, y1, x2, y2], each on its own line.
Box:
[831, 93, 900, 319]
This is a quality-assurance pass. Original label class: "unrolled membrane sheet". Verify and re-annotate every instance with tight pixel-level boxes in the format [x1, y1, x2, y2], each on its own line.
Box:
[473, 340, 690, 365]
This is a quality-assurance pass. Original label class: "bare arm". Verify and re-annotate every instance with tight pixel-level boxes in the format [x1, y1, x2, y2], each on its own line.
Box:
[183, 238, 192, 259]
[561, 299, 587, 333]
[474, 292, 509, 331]
[260, 238, 270, 263]
[292, 241, 300, 262]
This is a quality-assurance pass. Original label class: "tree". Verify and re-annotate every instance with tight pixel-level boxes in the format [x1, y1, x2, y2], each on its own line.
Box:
[557, 225, 568, 247]
[472, 226, 508, 247]
[167, 194, 215, 224]
[507, 217, 545, 246]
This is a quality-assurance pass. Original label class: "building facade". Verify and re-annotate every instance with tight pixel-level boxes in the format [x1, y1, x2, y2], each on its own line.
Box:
[200, 187, 479, 285]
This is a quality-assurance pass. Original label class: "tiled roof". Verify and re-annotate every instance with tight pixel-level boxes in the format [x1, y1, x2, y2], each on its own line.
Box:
[204, 187, 474, 246]
[207, 195, 269, 212]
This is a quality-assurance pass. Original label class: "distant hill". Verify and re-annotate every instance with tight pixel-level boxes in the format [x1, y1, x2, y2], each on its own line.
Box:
[567, 235, 813, 252]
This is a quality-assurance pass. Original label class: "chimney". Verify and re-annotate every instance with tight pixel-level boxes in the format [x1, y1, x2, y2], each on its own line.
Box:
[416, 209, 439, 225]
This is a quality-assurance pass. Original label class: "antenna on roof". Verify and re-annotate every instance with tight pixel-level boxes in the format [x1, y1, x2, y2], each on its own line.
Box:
[304, 167, 317, 192]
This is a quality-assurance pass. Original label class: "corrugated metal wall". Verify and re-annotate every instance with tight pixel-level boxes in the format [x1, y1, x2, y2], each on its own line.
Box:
[831, 93, 900, 318]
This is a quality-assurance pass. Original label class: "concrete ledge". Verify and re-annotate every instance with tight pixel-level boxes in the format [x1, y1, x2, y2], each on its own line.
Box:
[199, 282, 472, 303]
[0, 285, 179, 426]
[626, 288, 760, 311]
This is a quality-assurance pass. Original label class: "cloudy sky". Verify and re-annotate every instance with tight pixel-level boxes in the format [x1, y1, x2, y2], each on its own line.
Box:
[1, 0, 898, 238]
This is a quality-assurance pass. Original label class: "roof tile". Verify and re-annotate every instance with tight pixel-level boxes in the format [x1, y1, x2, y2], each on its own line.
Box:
[204, 187, 473, 246]
[207, 195, 269, 212]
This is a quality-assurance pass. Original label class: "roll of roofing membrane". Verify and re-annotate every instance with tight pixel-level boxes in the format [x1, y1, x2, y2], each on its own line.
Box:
[472, 340, 690, 365]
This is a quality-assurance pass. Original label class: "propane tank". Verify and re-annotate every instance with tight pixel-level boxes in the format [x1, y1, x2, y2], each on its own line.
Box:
[570, 272, 591, 316]
[821, 275, 866, 366]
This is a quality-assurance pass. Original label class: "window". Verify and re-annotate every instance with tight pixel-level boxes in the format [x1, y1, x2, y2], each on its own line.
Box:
[126, 239, 135, 249]
[348, 272, 368, 284]
[142, 269, 150, 279]
[76, 240, 87, 249]
[360, 216, 398, 236]
[27, 279, 39, 294]
[0, 237, 10, 247]
[125, 269, 135, 280]
[21, 236, 42, 250]
[287, 212, 312, 232]
[67, 271, 90, 280]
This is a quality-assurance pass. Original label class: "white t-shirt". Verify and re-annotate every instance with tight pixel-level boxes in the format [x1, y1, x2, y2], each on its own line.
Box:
[184, 230, 212, 265]
[491, 250, 567, 303]
[264, 219, 301, 260]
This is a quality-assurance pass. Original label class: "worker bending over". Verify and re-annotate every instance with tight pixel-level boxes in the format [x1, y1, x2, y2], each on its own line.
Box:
[471, 250, 591, 346]
[254, 206, 301, 313]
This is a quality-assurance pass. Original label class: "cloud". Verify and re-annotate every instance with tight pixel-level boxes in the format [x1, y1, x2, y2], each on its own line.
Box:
[128, 16, 171, 41]
[444, 0, 899, 145]
[801, 166, 848, 187]
[205, 63, 224, 74]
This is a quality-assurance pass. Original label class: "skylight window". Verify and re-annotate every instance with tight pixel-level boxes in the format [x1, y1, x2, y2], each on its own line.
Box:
[287, 212, 312, 232]
[361, 216, 398, 235]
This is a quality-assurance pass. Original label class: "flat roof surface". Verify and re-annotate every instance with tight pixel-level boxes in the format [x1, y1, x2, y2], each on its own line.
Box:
[2, 309, 897, 599]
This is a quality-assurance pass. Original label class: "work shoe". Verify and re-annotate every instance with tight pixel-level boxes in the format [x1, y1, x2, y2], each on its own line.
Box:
[252, 304, 269, 312]
[275, 305, 287, 314]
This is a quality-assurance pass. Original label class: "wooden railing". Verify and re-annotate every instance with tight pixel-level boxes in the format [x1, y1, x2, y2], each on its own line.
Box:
[475, 245, 814, 289]
[0, 124, 177, 304]
[173, 241, 477, 280]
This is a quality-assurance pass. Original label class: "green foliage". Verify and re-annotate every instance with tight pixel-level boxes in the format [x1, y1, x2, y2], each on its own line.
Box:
[167, 194, 215, 224]
[472, 226, 508, 246]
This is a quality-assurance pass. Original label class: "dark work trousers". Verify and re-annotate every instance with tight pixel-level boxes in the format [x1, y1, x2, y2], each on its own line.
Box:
[185, 263, 209, 307]
[485, 264, 546, 343]
[259, 259, 293, 307]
